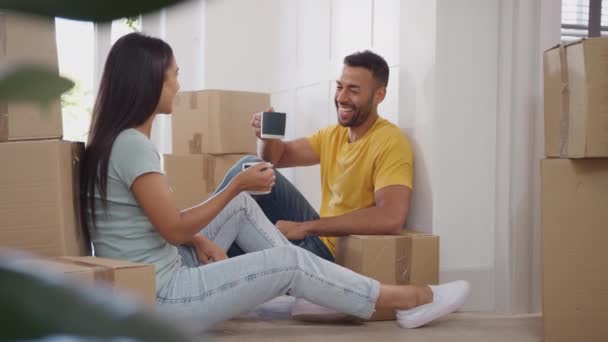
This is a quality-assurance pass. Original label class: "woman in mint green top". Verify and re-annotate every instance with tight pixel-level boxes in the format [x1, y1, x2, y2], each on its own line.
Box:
[79, 32, 469, 331]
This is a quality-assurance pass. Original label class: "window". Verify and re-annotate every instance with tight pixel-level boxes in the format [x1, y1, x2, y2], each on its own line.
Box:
[561, 0, 608, 42]
[56, 16, 141, 143]
[56, 18, 94, 142]
[111, 16, 142, 44]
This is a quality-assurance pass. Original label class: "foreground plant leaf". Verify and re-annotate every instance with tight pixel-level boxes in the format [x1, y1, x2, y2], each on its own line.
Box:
[0, 65, 74, 104]
[0, 0, 187, 22]
[0, 254, 197, 342]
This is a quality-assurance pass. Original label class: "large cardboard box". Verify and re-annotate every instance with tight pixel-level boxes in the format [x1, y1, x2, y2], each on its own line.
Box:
[541, 158, 608, 342]
[334, 231, 439, 321]
[0, 12, 63, 141]
[0, 140, 89, 257]
[171, 90, 269, 154]
[164, 153, 247, 209]
[15, 256, 156, 307]
[543, 38, 608, 158]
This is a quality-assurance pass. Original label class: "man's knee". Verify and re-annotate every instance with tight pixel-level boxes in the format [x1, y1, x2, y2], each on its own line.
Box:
[225, 155, 259, 179]
[237, 155, 261, 167]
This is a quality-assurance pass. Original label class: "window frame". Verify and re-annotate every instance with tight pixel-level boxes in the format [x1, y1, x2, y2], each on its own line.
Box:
[561, 0, 605, 40]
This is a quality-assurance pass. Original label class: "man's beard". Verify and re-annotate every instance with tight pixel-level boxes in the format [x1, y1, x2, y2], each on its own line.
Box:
[335, 95, 374, 128]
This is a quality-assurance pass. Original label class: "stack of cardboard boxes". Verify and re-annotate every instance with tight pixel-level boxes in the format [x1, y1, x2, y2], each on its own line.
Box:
[0, 13, 154, 306]
[542, 38, 608, 342]
[0, 12, 84, 257]
[165, 90, 269, 208]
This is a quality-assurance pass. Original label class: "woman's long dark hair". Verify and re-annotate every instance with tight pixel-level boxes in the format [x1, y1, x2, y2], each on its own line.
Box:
[80, 32, 173, 238]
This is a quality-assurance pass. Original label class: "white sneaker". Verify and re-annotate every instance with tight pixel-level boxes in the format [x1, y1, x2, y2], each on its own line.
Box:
[396, 280, 470, 329]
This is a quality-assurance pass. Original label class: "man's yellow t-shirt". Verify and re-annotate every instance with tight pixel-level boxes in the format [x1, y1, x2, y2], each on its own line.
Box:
[306, 117, 414, 255]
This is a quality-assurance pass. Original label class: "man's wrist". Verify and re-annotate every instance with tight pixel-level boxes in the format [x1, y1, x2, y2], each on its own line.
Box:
[260, 139, 284, 164]
[301, 220, 317, 237]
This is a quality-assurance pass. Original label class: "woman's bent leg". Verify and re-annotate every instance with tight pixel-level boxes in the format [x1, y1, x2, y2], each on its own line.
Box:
[157, 245, 380, 330]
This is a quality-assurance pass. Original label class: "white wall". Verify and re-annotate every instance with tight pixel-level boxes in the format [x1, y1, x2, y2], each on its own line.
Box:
[432, 0, 500, 312]
[398, 0, 436, 235]
[144, 0, 562, 313]
[535, 0, 562, 314]
[143, 0, 208, 156]
[204, 0, 282, 93]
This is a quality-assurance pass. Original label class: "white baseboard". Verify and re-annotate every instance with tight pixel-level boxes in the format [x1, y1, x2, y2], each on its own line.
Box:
[440, 266, 495, 312]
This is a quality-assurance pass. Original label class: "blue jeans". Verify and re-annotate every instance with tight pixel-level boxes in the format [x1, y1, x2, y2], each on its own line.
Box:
[214, 155, 334, 262]
[156, 192, 380, 330]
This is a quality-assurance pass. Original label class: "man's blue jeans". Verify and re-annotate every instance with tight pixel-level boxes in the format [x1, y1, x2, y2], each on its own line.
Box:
[214, 155, 334, 262]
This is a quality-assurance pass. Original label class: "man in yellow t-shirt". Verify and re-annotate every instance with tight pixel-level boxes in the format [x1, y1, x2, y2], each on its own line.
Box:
[217, 50, 413, 261]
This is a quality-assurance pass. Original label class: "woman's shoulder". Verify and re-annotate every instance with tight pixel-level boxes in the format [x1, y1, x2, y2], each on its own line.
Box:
[113, 129, 153, 150]
[115, 128, 147, 144]
[111, 129, 158, 160]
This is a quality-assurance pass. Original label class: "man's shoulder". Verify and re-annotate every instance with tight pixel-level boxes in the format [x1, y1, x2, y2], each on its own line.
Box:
[372, 118, 411, 145]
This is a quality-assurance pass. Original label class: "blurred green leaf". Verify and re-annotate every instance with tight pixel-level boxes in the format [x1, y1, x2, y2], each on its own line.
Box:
[0, 65, 74, 104]
[0, 0, 187, 22]
[126, 15, 142, 31]
[0, 256, 197, 342]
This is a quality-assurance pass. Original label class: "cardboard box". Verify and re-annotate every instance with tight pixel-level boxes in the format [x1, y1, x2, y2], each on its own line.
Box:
[543, 44, 566, 157]
[163, 153, 248, 209]
[0, 140, 89, 257]
[0, 12, 63, 141]
[541, 158, 608, 342]
[334, 231, 439, 321]
[16, 256, 156, 307]
[171, 90, 269, 154]
[543, 38, 608, 158]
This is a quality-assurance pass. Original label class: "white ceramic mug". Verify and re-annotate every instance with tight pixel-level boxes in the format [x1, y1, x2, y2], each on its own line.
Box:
[260, 111, 286, 139]
[242, 161, 273, 195]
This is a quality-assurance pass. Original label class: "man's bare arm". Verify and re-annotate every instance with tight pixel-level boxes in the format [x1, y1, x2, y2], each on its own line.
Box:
[302, 185, 411, 236]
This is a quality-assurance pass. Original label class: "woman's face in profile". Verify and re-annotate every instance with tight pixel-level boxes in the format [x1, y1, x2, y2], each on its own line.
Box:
[157, 56, 180, 115]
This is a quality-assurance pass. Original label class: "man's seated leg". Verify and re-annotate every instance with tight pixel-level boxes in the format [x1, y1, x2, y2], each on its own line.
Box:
[215, 155, 332, 260]
[297, 236, 334, 262]
[226, 242, 246, 258]
[214, 155, 260, 195]
[252, 173, 334, 261]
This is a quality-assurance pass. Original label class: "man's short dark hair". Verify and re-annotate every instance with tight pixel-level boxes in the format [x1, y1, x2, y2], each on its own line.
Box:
[343, 50, 389, 88]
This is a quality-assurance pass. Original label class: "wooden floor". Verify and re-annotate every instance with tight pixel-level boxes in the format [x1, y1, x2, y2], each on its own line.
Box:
[200, 297, 542, 342]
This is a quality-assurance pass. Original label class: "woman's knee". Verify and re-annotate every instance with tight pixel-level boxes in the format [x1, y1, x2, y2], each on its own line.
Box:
[229, 191, 251, 208]
[230, 192, 263, 219]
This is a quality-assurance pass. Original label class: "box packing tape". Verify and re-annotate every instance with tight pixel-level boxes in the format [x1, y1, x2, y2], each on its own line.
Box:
[559, 44, 571, 157]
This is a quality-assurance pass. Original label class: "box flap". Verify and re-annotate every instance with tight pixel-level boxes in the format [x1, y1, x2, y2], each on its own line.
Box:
[60, 256, 150, 270]
[18, 257, 91, 275]
[564, 37, 586, 48]
[543, 43, 561, 53]
[402, 230, 437, 238]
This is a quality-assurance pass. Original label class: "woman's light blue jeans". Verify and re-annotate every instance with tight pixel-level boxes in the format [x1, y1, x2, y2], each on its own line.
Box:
[156, 192, 380, 330]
